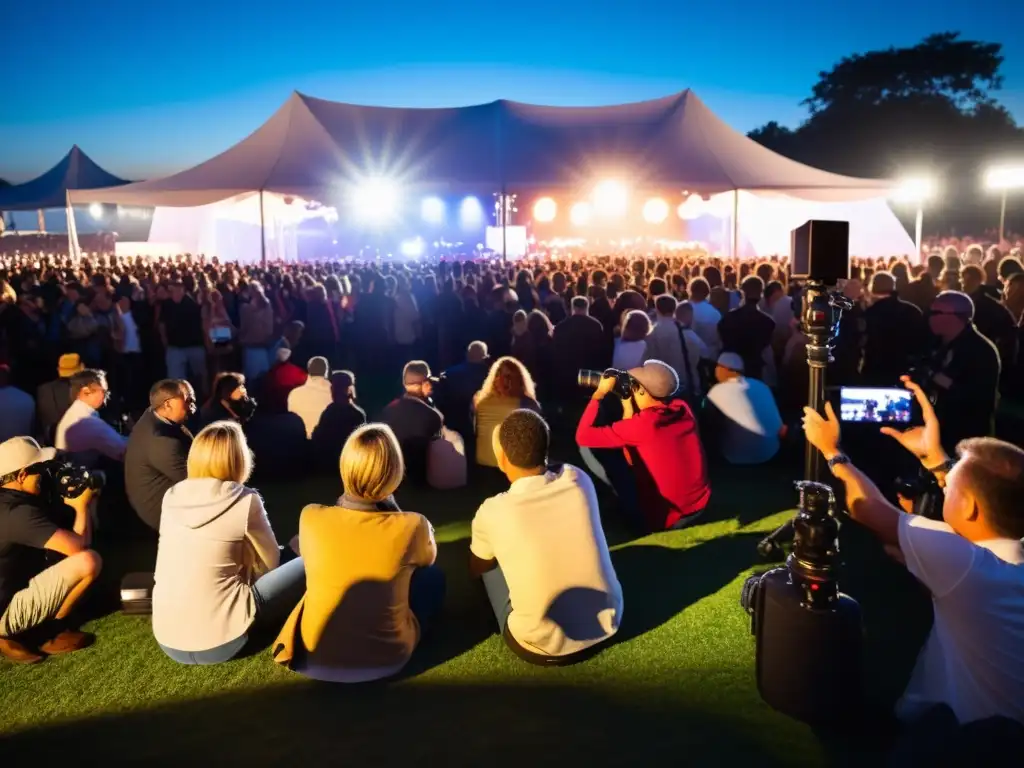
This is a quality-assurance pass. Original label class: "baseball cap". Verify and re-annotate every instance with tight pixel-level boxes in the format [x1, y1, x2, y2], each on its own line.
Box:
[627, 360, 679, 399]
[58, 353, 84, 378]
[717, 352, 745, 373]
[0, 437, 56, 478]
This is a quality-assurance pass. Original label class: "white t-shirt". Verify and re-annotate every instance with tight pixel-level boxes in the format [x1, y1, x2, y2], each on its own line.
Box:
[470, 464, 623, 657]
[705, 376, 782, 464]
[897, 514, 1024, 724]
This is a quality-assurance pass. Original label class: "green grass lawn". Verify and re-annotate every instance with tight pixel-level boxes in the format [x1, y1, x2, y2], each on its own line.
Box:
[0, 433, 933, 766]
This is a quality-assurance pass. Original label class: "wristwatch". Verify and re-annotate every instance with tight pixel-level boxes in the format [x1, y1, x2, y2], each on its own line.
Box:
[925, 457, 957, 475]
[827, 453, 851, 474]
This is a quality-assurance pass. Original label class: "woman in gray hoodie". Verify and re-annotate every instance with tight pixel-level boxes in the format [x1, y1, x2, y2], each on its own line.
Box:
[152, 420, 305, 664]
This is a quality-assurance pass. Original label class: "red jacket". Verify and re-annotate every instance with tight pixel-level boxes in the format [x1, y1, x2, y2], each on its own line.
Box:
[576, 398, 710, 530]
[262, 362, 308, 413]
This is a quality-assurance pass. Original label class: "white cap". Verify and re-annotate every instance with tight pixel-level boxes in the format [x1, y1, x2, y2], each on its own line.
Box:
[0, 437, 56, 478]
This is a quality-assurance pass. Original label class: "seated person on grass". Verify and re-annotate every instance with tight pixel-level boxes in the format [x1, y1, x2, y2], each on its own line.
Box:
[575, 360, 710, 532]
[153, 421, 305, 665]
[470, 409, 622, 664]
[273, 423, 444, 682]
[381, 361, 444, 484]
[0, 437, 103, 664]
[803, 376, 1024, 727]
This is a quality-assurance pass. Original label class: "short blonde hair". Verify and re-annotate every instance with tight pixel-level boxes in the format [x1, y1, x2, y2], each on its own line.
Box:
[187, 421, 253, 483]
[340, 423, 404, 502]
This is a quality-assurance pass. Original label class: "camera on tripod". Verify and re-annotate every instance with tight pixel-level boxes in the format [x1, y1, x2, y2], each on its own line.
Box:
[741, 220, 864, 728]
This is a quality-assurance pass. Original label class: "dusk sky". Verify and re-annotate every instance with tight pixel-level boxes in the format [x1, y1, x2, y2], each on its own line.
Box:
[2, 0, 1023, 183]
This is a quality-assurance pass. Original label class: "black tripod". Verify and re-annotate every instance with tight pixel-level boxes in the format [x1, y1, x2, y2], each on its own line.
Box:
[757, 282, 853, 557]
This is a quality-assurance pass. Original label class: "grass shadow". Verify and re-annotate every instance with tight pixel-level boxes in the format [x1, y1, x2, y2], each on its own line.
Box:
[0, 677, 815, 767]
[610, 531, 767, 644]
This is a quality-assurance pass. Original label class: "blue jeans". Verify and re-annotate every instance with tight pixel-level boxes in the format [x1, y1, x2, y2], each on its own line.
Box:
[481, 566, 513, 631]
[160, 556, 306, 665]
[166, 346, 207, 385]
[408, 565, 446, 634]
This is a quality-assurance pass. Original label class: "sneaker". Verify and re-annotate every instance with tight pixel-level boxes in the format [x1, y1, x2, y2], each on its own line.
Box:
[39, 630, 95, 655]
[0, 636, 45, 664]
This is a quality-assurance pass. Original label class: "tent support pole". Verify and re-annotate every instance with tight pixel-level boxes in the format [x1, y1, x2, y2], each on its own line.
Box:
[259, 190, 267, 268]
[732, 190, 739, 259]
[501, 186, 508, 263]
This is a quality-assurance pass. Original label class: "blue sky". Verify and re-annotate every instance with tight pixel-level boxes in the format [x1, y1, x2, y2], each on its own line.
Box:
[2, 0, 1022, 182]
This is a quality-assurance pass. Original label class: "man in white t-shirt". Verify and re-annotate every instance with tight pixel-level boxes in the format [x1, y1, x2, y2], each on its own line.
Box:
[469, 409, 623, 662]
[803, 376, 1024, 727]
[705, 352, 784, 464]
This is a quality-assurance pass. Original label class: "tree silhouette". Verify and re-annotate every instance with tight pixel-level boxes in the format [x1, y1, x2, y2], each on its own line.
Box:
[748, 32, 1024, 235]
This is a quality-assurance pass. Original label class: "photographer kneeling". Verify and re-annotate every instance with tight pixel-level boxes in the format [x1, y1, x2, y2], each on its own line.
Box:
[802, 378, 1024, 727]
[575, 361, 710, 532]
[0, 437, 103, 663]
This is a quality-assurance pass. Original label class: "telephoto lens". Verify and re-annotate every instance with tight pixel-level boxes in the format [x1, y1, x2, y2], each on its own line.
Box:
[577, 368, 635, 399]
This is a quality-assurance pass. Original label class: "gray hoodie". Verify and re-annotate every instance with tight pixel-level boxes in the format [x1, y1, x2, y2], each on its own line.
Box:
[153, 478, 280, 652]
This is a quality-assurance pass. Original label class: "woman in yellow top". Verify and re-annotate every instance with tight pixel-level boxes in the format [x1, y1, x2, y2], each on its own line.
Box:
[472, 357, 541, 467]
[272, 424, 444, 683]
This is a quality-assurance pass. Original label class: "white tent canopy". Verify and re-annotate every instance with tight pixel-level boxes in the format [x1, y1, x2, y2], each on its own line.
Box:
[70, 90, 896, 208]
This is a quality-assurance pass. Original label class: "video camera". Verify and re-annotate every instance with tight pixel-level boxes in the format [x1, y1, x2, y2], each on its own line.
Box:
[577, 368, 635, 400]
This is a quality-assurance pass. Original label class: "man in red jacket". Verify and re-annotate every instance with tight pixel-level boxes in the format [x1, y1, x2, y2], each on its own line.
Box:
[261, 348, 308, 414]
[576, 360, 710, 532]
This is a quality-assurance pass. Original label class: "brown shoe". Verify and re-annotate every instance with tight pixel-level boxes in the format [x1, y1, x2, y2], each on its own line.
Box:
[0, 636, 45, 664]
[39, 630, 95, 655]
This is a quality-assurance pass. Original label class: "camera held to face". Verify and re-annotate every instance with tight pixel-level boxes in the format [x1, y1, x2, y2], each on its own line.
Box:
[577, 368, 635, 400]
[33, 460, 106, 500]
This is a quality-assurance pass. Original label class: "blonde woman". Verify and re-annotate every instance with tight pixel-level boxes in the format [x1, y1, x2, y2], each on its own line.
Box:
[273, 423, 444, 683]
[153, 421, 305, 665]
[472, 356, 541, 467]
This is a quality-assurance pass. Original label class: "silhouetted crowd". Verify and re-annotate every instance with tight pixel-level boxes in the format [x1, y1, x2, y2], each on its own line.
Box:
[0, 246, 1022, 759]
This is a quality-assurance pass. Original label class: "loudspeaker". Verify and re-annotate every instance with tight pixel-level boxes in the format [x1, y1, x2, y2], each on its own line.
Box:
[791, 220, 850, 284]
[753, 567, 863, 726]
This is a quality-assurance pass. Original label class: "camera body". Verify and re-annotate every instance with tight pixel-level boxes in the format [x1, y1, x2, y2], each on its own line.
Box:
[34, 460, 105, 500]
[577, 368, 635, 400]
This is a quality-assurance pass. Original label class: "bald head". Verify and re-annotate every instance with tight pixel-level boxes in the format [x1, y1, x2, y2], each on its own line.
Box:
[870, 271, 895, 297]
[929, 290, 974, 344]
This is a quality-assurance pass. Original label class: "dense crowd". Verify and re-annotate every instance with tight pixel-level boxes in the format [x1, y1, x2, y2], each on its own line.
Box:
[0, 245, 1022, 757]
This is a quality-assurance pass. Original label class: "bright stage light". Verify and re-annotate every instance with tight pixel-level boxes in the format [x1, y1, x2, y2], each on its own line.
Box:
[642, 197, 669, 224]
[533, 197, 557, 222]
[984, 165, 1024, 191]
[421, 196, 446, 223]
[593, 180, 628, 217]
[570, 201, 592, 226]
[352, 177, 400, 222]
[460, 196, 484, 227]
[89, 203, 103, 220]
[400, 236, 425, 257]
[891, 177, 937, 204]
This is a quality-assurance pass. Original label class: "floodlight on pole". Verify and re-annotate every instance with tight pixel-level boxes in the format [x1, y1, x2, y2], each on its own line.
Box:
[984, 165, 1024, 245]
[891, 177, 938, 260]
